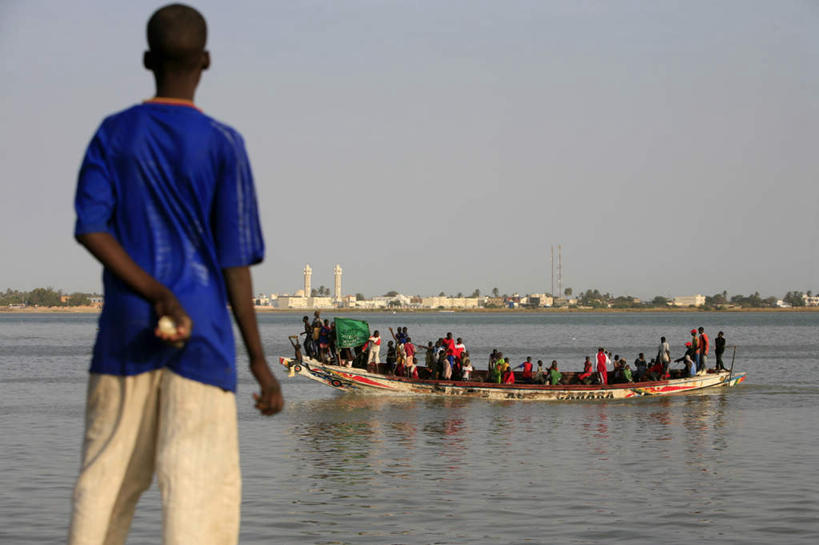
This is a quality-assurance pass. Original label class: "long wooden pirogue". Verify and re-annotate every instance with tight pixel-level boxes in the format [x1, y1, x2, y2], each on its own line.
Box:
[278, 355, 746, 401]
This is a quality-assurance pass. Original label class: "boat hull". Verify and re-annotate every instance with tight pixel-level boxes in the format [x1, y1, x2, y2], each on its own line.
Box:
[279, 357, 747, 401]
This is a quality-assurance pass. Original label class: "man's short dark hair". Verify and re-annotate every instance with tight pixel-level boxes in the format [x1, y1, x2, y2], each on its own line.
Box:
[147, 4, 207, 69]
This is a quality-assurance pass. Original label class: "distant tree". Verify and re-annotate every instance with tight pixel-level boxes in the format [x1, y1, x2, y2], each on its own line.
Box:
[709, 291, 728, 305]
[611, 296, 639, 309]
[783, 291, 805, 307]
[67, 292, 91, 306]
[807, 290, 813, 297]
[564, 287, 572, 297]
[384, 290, 398, 297]
[456, 292, 463, 298]
[0, 289, 25, 305]
[27, 287, 63, 307]
[492, 287, 499, 298]
[311, 288, 318, 297]
[471, 288, 480, 297]
[652, 296, 669, 307]
[438, 291, 445, 297]
[355, 293, 365, 301]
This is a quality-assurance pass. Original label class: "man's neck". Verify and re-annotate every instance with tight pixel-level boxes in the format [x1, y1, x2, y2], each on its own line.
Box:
[153, 73, 200, 102]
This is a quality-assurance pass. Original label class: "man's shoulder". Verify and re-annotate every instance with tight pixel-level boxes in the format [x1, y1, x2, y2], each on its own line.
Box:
[99, 103, 244, 142]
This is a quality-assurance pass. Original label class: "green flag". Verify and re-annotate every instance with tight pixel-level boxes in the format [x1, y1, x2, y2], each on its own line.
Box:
[334, 318, 370, 348]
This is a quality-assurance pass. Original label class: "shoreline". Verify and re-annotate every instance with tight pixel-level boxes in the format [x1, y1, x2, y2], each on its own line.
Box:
[3, 306, 818, 315]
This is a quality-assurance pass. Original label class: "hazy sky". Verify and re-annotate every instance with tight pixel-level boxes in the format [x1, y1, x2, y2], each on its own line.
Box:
[2, 0, 818, 299]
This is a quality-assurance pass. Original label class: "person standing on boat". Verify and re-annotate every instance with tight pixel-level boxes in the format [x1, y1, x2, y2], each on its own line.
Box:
[425, 341, 435, 375]
[395, 339, 406, 369]
[311, 310, 322, 348]
[697, 327, 709, 374]
[689, 329, 700, 371]
[442, 332, 456, 367]
[318, 319, 332, 362]
[633, 353, 648, 381]
[404, 337, 416, 373]
[385, 340, 396, 374]
[454, 337, 466, 362]
[596, 348, 608, 385]
[714, 331, 727, 371]
[578, 357, 594, 384]
[300, 315, 315, 358]
[657, 336, 671, 375]
[367, 330, 381, 367]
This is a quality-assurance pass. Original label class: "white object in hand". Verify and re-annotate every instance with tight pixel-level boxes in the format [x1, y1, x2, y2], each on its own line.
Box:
[158, 316, 177, 336]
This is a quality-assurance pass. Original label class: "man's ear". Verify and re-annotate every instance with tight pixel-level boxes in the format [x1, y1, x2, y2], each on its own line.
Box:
[202, 51, 211, 71]
[143, 51, 154, 71]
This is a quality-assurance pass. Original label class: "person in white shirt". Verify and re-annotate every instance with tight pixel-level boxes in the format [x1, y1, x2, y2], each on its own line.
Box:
[367, 330, 381, 365]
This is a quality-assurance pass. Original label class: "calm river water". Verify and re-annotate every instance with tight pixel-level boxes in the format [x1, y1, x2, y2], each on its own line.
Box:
[1, 311, 818, 544]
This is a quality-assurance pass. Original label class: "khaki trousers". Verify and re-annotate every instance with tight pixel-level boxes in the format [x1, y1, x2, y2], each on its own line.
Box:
[68, 369, 240, 545]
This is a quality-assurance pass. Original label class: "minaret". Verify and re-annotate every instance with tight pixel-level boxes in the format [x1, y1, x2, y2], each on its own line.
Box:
[304, 264, 312, 297]
[333, 264, 342, 302]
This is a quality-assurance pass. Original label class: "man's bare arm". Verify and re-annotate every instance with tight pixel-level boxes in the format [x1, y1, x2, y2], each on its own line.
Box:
[223, 266, 284, 416]
[75, 232, 191, 342]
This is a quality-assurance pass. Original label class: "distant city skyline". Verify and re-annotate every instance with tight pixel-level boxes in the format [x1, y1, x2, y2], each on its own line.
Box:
[2, 1, 818, 299]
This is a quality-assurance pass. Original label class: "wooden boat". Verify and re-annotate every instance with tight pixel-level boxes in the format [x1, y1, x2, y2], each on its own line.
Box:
[278, 356, 747, 401]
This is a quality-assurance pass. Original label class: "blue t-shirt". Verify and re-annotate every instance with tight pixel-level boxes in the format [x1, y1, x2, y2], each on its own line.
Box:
[74, 100, 264, 391]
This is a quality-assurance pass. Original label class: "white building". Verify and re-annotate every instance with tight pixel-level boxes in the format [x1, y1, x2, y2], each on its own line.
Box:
[420, 296, 480, 309]
[254, 293, 271, 306]
[673, 294, 706, 307]
[802, 294, 819, 306]
[274, 295, 309, 309]
[373, 294, 413, 307]
[273, 295, 336, 309]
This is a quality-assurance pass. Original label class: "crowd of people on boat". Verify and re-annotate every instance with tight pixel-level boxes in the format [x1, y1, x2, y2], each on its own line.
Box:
[293, 314, 729, 386]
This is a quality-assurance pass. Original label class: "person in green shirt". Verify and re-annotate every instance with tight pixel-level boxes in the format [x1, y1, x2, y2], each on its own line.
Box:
[623, 363, 634, 383]
[547, 360, 563, 385]
[489, 352, 509, 384]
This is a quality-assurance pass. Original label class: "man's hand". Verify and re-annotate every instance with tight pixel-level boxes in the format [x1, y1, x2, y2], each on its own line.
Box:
[251, 359, 284, 416]
[153, 290, 193, 345]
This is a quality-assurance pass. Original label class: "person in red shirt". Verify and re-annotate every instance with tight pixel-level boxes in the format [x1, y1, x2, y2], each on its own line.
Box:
[404, 337, 416, 369]
[454, 337, 466, 361]
[516, 357, 534, 383]
[596, 347, 608, 385]
[697, 327, 709, 373]
[578, 356, 594, 384]
[648, 359, 665, 381]
[502, 366, 515, 384]
[441, 332, 456, 373]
